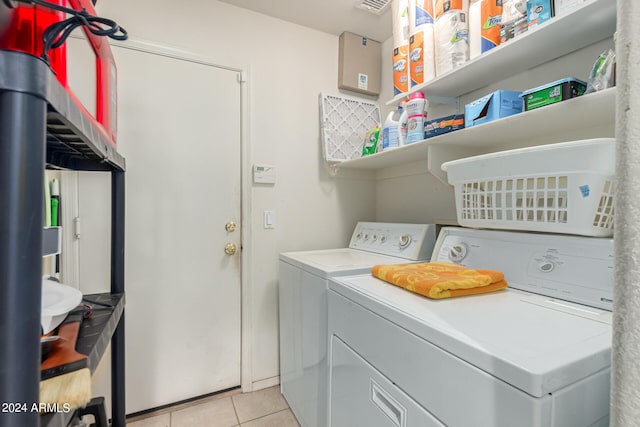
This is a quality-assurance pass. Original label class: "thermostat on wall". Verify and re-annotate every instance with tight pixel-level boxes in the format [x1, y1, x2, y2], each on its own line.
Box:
[253, 164, 276, 184]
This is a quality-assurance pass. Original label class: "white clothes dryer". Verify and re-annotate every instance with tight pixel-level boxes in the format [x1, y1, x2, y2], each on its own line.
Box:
[328, 227, 613, 427]
[279, 222, 438, 427]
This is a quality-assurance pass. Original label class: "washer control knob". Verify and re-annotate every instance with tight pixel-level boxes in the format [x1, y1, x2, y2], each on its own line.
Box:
[364, 234, 369, 241]
[448, 243, 468, 262]
[380, 235, 387, 243]
[356, 232, 363, 240]
[372, 234, 378, 242]
[399, 234, 412, 249]
[537, 261, 555, 273]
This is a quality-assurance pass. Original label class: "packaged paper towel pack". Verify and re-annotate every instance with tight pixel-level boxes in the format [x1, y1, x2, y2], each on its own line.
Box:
[434, 0, 470, 76]
[409, 0, 436, 86]
[410, 26, 436, 86]
[392, 0, 410, 46]
[392, 0, 410, 94]
[434, 0, 470, 17]
[409, 0, 435, 33]
[481, 0, 503, 53]
[469, 0, 481, 59]
[393, 45, 410, 94]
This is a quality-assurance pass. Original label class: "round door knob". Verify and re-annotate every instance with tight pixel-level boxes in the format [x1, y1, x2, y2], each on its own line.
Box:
[225, 243, 237, 255]
[225, 221, 237, 232]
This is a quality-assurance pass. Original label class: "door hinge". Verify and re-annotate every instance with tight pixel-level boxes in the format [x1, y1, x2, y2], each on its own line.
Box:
[238, 71, 247, 83]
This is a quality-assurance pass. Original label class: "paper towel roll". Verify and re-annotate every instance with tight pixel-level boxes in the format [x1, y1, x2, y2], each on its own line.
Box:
[434, 0, 470, 19]
[482, 0, 503, 52]
[392, 0, 410, 47]
[408, 0, 435, 34]
[434, 10, 470, 76]
[393, 43, 410, 95]
[410, 25, 436, 86]
[469, 0, 481, 59]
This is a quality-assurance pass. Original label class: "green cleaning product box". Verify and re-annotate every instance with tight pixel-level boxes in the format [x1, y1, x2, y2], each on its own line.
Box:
[520, 78, 587, 111]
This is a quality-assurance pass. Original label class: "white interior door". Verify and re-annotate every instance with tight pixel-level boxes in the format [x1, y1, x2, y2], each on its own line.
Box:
[109, 45, 242, 413]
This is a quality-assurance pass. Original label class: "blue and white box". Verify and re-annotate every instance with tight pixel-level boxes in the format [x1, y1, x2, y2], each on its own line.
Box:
[527, 0, 554, 28]
[464, 90, 523, 128]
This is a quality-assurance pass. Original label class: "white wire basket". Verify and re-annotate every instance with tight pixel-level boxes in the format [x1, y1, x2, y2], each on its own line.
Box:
[441, 138, 616, 237]
[319, 92, 381, 162]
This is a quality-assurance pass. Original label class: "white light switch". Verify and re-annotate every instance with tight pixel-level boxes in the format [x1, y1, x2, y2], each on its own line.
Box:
[253, 165, 276, 184]
[264, 210, 275, 229]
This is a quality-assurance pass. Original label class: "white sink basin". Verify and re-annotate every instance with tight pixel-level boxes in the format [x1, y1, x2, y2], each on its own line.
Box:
[41, 277, 82, 334]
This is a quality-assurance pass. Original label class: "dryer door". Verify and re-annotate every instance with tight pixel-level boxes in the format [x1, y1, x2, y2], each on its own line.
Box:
[329, 335, 444, 427]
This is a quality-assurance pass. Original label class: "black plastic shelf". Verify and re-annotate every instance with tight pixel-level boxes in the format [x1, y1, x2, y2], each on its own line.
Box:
[40, 294, 125, 427]
[0, 49, 126, 427]
[76, 294, 125, 373]
[0, 50, 125, 172]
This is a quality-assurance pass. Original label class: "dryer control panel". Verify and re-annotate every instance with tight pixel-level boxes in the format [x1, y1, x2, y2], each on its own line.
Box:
[349, 222, 438, 261]
[432, 227, 614, 311]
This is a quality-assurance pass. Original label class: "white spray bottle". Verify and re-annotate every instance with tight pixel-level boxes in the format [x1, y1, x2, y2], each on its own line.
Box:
[398, 100, 408, 147]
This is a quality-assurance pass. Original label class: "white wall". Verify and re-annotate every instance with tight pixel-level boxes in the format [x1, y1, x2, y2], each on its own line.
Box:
[87, 0, 375, 398]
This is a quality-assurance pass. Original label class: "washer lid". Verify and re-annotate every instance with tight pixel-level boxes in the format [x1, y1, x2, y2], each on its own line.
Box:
[329, 273, 611, 397]
[280, 248, 418, 278]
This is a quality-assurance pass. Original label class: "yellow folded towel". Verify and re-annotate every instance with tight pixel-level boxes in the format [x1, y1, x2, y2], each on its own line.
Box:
[371, 262, 507, 299]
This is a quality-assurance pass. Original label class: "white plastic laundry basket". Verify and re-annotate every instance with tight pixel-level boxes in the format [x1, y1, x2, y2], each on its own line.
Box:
[441, 138, 616, 237]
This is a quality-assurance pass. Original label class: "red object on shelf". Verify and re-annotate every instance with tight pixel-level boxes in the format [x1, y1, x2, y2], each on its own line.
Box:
[0, 0, 118, 147]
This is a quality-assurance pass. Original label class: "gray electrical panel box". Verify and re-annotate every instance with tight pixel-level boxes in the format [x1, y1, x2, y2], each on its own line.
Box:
[338, 31, 381, 96]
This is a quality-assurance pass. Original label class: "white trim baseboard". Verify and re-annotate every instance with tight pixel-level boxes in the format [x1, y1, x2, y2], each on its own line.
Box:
[251, 376, 280, 392]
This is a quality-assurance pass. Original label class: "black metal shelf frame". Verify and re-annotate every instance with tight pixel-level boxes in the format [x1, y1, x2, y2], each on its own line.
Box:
[0, 50, 126, 427]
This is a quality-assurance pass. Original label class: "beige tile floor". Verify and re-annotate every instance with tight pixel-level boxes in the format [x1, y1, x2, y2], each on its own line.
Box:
[126, 386, 300, 427]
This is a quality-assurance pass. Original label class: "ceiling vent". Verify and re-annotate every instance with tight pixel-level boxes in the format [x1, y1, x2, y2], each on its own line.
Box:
[355, 0, 391, 15]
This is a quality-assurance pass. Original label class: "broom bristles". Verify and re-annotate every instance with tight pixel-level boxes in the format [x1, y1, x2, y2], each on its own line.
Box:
[39, 367, 92, 411]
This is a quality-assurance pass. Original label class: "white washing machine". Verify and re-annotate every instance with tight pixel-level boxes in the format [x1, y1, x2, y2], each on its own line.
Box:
[279, 222, 439, 427]
[328, 227, 613, 427]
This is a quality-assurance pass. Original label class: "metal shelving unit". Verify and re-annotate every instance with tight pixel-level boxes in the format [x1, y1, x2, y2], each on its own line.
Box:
[0, 50, 126, 427]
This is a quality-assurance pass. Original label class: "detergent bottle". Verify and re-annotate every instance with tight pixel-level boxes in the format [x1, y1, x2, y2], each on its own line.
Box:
[398, 103, 408, 146]
[382, 105, 404, 151]
[405, 91, 428, 144]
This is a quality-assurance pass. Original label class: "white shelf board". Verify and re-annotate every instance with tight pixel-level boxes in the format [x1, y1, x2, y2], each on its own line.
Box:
[387, 0, 616, 104]
[335, 139, 431, 169]
[340, 87, 616, 170]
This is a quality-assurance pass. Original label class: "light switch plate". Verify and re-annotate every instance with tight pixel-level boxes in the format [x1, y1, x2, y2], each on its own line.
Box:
[264, 210, 275, 229]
